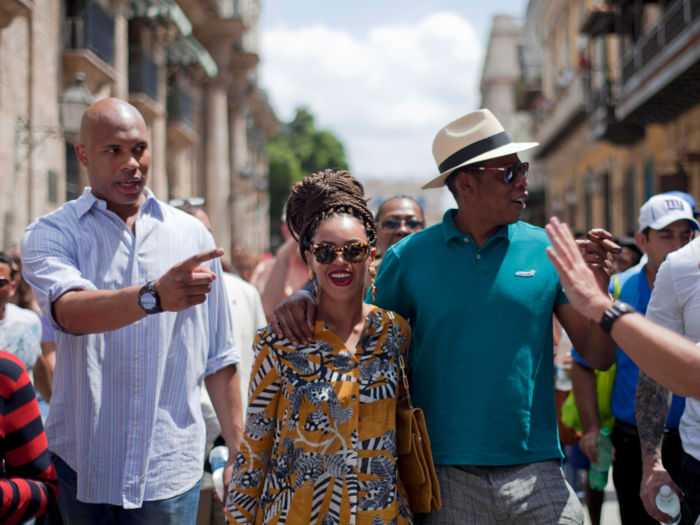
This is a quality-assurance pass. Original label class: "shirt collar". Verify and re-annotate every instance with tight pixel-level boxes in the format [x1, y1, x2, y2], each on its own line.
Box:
[76, 187, 164, 220]
[442, 208, 512, 244]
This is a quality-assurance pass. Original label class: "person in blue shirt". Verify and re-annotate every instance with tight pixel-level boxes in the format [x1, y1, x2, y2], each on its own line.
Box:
[571, 193, 697, 525]
[269, 109, 618, 525]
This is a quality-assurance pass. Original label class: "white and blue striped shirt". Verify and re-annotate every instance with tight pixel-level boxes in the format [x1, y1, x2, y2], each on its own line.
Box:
[21, 188, 238, 508]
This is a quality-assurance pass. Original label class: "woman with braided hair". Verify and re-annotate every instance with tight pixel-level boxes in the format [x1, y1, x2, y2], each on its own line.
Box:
[226, 169, 414, 525]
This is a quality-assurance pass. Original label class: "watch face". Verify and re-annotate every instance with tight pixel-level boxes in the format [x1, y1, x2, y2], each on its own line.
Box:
[141, 293, 157, 310]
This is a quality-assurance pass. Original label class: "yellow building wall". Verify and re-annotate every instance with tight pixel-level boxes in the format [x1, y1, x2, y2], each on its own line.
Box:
[543, 111, 700, 236]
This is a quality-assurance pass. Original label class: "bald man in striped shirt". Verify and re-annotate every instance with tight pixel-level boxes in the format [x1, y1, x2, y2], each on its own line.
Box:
[21, 99, 242, 525]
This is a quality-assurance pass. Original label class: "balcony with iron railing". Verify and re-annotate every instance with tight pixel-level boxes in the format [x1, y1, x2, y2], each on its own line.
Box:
[167, 85, 195, 130]
[63, 0, 117, 91]
[129, 48, 159, 103]
[533, 71, 588, 159]
[65, 0, 115, 66]
[586, 79, 646, 143]
[616, 0, 700, 123]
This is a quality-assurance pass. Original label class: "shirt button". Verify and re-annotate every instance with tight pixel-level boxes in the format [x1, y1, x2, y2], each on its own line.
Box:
[134, 354, 139, 360]
[463, 237, 469, 242]
[476, 254, 481, 260]
[134, 387, 139, 393]
[133, 421, 138, 426]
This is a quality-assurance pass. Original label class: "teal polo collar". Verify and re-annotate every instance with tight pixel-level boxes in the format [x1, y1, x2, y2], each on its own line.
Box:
[441, 208, 512, 244]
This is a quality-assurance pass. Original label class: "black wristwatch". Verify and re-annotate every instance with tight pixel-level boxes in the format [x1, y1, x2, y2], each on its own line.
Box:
[599, 300, 636, 335]
[138, 281, 164, 314]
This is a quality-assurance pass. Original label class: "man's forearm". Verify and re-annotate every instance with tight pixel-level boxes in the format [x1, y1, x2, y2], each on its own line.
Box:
[557, 303, 616, 371]
[205, 364, 244, 454]
[636, 369, 672, 466]
[578, 320, 617, 371]
[571, 361, 600, 433]
[611, 313, 700, 397]
[53, 286, 147, 336]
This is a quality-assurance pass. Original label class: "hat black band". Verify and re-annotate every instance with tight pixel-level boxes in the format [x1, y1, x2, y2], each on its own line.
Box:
[438, 131, 512, 174]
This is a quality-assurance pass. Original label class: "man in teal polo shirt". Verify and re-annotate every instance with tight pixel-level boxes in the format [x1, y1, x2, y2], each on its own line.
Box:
[270, 110, 617, 524]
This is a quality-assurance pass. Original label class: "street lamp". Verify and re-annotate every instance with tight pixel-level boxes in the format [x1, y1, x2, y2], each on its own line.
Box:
[60, 72, 94, 136]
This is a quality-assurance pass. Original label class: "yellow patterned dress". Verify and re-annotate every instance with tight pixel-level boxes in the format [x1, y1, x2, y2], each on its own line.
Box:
[226, 307, 413, 525]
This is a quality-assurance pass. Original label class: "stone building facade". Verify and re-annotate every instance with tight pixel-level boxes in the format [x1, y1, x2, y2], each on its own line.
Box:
[0, 0, 276, 260]
[521, 0, 700, 236]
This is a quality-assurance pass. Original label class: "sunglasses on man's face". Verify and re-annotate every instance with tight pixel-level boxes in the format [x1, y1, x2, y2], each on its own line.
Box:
[380, 219, 424, 231]
[310, 243, 369, 265]
[466, 162, 529, 184]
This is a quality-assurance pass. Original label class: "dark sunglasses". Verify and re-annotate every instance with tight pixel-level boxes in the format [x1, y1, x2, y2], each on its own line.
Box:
[380, 219, 424, 231]
[466, 162, 529, 184]
[310, 243, 369, 265]
[0, 278, 10, 289]
[168, 197, 205, 207]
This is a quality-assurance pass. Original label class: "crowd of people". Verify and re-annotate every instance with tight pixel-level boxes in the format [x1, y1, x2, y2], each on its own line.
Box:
[1, 97, 700, 525]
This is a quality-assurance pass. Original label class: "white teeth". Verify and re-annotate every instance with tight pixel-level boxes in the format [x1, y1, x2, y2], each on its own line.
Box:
[332, 273, 351, 279]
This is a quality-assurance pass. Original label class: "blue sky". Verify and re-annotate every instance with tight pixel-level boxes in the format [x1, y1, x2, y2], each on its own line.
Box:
[258, 0, 529, 181]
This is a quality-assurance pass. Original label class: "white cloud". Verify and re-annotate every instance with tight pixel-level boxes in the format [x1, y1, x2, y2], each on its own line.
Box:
[260, 12, 484, 182]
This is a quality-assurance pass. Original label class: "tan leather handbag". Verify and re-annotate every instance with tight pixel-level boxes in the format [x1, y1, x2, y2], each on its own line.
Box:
[389, 312, 441, 513]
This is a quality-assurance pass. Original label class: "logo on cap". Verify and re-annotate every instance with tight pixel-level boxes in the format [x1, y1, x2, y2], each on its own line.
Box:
[665, 199, 685, 211]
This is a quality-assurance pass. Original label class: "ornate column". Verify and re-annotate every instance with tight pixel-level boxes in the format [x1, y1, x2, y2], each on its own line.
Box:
[228, 75, 248, 244]
[196, 20, 242, 250]
[204, 76, 232, 247]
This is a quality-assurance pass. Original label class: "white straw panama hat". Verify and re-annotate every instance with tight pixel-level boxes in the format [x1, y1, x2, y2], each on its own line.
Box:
[423, 109, 539, 190]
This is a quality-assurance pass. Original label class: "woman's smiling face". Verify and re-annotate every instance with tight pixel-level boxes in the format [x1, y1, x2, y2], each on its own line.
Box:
[306, 214, 375, 304]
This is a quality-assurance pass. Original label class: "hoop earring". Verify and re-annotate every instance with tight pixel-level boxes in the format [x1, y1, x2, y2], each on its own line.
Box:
[309, 269, 320, 304]
[368, 266, 377, 303]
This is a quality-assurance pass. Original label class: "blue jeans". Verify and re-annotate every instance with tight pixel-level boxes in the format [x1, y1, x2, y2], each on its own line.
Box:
[52, 453, 201, 525]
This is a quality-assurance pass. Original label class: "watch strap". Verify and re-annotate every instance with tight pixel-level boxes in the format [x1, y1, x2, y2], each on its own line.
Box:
[138, 281, 163, 314]
[599, 300, 635, 335]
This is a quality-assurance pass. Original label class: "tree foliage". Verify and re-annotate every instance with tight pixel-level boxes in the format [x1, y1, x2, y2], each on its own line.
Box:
[268, 108, 349, 250]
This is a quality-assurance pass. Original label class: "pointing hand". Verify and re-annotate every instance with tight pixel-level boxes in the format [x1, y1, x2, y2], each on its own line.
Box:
[154, 248, 224, 311]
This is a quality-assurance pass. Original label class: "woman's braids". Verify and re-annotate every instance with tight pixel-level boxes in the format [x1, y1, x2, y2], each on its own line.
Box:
[285, 169, 377, 264]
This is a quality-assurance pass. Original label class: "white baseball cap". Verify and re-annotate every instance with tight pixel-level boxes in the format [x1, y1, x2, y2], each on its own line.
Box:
[638, 194, 700, 232]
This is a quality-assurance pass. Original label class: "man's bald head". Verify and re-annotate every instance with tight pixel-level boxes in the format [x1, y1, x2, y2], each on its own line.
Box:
[74, 98, 151, 209]
[79, 98, 147, 148]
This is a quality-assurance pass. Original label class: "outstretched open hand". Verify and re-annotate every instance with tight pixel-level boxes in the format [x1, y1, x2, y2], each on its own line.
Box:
[545, 217, 613, 322]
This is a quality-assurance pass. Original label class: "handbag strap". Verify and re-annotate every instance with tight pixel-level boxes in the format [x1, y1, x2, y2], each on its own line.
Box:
[387, 311, 414, 410]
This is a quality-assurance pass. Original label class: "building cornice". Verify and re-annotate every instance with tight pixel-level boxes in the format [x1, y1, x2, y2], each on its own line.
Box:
[0, 0, 32, 29]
